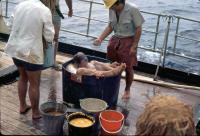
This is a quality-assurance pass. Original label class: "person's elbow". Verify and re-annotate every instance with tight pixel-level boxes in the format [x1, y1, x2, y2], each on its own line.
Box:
[135, 26, 142, 34]
[107, 24, 113, 32]
[136, 26, 142, 31]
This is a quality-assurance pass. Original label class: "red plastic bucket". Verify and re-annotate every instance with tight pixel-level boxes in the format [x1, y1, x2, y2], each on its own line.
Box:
[99, 110, 124, 134]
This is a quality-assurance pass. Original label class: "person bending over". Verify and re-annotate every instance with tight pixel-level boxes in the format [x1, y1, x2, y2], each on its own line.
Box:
[73, 52, 126, 78]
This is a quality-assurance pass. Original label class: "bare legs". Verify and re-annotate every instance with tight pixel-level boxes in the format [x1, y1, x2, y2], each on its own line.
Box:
[92, 60, 133, 99]
[27, 70, 41, 119]
[99, 63, 126, 77]
[92, 60, 120, 71]
[53, 25, 60, 63]
[122, 68, 133, 99]
[17, 66, 41, 119]
[18, 67, 30, 113]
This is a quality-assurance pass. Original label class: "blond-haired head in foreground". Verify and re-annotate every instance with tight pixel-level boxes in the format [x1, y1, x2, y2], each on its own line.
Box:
[136, 95, 196, 136]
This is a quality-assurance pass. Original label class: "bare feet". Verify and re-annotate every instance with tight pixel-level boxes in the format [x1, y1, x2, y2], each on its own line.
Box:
[110, 63, 126, 76]
[120, 63, 126, 71]
[32, 115, 42, 120]
[122, 91, 131, 100]
[117, 63, 126, 73]
[32, 111, 42, 120]
[20, 105, 31, 114]
[110, 62, 120, 68]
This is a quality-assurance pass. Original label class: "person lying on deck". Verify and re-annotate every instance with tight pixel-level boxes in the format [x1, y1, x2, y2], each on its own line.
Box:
[136, 95, 196, 136]
[72, 52, 126, 78]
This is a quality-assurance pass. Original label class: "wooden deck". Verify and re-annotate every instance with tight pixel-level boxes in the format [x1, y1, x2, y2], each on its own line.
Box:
[1, 51, 200, 135]
[0, 41, 17, 78]
[1, 70, 200, 135]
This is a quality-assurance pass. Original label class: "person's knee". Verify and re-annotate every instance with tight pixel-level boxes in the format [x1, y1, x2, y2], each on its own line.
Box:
[18, 67, 28, 82]
[27, 71, 41, 88]
[20, 76, 28, 83]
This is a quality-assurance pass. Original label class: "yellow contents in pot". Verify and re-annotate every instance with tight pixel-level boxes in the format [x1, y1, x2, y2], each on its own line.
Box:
[70, 118, 93, 128]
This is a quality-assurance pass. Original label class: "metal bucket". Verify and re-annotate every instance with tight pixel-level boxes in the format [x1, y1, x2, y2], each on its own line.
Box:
[79, 98, 108, 135]
[80, 98, 108, 113]
[40, 101, 68, 135]
[43, 43, 55, 68]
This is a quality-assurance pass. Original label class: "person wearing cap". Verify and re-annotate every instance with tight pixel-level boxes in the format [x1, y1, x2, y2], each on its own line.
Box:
[94, 0, 144, 99]
[5, 0, 55, 119]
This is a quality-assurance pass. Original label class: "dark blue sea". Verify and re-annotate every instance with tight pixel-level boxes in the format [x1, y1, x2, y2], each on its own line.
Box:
[2, 0, 200, 75]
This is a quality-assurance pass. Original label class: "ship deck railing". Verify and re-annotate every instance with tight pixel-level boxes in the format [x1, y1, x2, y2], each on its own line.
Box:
[1, 0, 200, 80]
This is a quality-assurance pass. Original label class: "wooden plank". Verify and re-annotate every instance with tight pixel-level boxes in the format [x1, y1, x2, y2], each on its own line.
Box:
[1, 107, 45, 135]
[121, 71, 200, 91]
[1, 123, 22, 135]
[1, 120, 31, 135]
[56, 52, 72, 64]
[1, 105, 45, 135]
[0, 65, 17, 77]
[1, 57, 200, 135]
[0, 41, 6, 51]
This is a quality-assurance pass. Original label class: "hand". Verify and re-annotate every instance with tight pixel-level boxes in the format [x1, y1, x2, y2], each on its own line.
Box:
[93, 38, 102, 46]
[95, 71, 104, 78]
[68, 9, 73, 17]
[129, 44, 137, 55]
[42, 37, 48, 49]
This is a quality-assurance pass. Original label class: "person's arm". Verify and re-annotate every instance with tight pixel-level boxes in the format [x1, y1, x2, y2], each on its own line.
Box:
[65, 0, 73, 17]
[76, 68, 98, 76]
[43, 9, 55, 42]
[91, 60, 113, 71]
[133, 26, 142, 46]
[93, 24, 113, 46]
[130, 26, 142, 54]
[129, 5, 144, 54]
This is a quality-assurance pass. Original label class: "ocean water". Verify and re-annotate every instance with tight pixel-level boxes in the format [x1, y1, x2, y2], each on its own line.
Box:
[1, 0, 200, 75]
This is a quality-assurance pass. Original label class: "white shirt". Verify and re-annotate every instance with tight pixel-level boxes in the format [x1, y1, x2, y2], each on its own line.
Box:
[5, 0, 55, 64]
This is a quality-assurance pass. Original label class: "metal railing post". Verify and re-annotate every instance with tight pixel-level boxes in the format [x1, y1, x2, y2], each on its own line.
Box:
[86, 0, 93, 36]
[5, 0, 8, 17]
[154, 16, 172, 80]
[162, 16, 171, 67]
[153, 15, 160, 50]
[173, 17, 180, 53]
